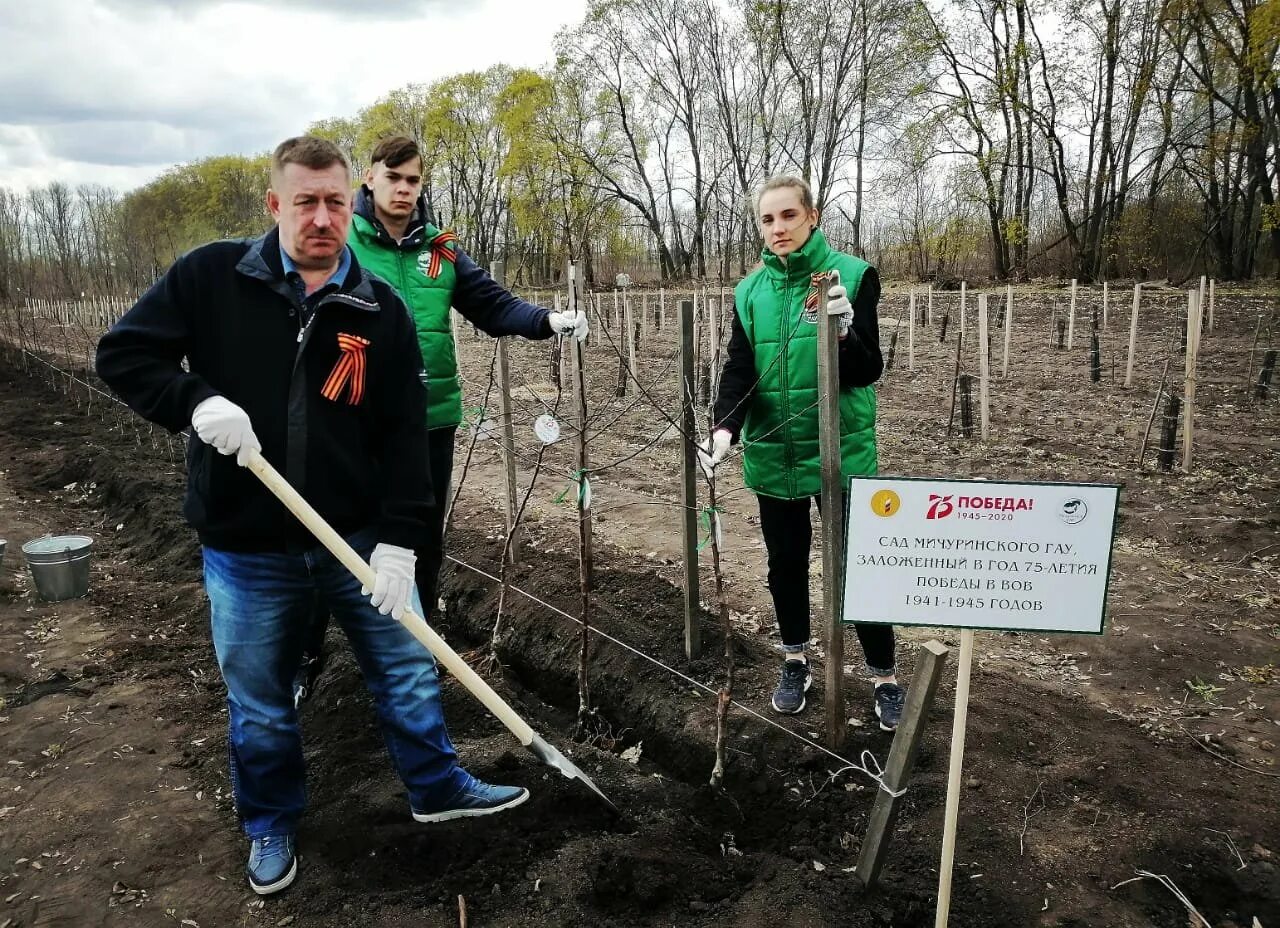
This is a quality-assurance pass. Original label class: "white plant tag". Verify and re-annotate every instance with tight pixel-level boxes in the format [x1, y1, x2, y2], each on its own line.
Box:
[534, 413, 561, 445]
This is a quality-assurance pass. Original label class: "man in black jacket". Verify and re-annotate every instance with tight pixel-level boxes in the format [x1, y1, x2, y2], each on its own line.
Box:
[96, 136, 528, 897]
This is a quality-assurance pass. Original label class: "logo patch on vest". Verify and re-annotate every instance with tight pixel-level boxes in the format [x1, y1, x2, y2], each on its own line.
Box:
[321, 333, 371, 405]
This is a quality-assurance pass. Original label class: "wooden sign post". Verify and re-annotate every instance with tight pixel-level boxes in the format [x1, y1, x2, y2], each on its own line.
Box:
[843, 477, 1120, 928]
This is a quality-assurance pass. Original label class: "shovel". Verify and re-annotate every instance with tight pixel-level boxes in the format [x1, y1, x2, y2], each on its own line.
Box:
[244, 448, 618, 815]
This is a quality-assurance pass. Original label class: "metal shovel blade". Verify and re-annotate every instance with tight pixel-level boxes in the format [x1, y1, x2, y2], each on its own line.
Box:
[526, 732, 618, 815]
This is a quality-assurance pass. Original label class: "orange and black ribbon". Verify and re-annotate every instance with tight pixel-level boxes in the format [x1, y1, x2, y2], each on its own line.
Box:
[803, 271, 831, 312]
[424, 230, 459, 279]
[321, 333, 371, 405]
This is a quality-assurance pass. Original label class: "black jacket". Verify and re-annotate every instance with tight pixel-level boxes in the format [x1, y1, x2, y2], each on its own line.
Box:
[713, 267, 884, 441]
[96, 227, 432, 553]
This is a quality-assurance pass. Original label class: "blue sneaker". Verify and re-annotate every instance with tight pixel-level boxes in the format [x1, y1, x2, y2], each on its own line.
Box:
[246, 835, 297, 895]
[411, 773, 530, 824]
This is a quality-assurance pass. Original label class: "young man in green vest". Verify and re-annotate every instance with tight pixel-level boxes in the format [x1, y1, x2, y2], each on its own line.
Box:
[293, 136, 587, 705]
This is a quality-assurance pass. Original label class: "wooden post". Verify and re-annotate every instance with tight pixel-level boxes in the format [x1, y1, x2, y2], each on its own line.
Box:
[977, 295, 990, 440]
[908, 289, 916, 371]
[1067, 278, 1077, 350]
[679, 299, 701, 660]
[1102, 280, 1109, 331]
[569, 262, 595, 728]
[959, 281, 966, 341]
[625, 291, 637, 381]
[1245, 314, 1263, 388]
[1001, 286, 1012, 378]
[815, 275, 845, 750]
[659, 288, 666, 331]
[855, 639, 951, 889]
[1208, 278, 1216, 333]
[492, 260, 521, 565]
[927, 284, 934, 326]
[1198, 275, 1207, 337]
[1124, 284, 1141, 388]
[1183, 290, 1201, 472]
[935, 628, 976, 928]
[709, 294, 723, 391]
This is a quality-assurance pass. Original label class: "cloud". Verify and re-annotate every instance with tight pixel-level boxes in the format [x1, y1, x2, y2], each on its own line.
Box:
[0, 0, 587, 190]
[98, 0, 446, 16]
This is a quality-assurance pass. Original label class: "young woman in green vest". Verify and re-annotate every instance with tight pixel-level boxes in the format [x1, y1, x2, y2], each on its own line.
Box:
[701, 175, 905, 730]
[292, 136, 588, 706]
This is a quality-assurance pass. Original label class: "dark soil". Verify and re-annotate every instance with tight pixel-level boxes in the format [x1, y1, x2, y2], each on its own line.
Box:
[0, 284, 1277, 928]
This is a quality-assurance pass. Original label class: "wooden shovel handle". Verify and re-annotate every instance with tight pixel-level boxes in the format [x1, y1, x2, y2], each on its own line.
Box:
[244, 449, 535, 746]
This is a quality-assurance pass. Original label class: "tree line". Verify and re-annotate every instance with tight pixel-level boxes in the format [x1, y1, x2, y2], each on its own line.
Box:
[1, 0, 1276, 301]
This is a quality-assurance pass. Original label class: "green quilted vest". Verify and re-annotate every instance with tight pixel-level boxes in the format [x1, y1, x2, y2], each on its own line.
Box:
[348, 214, 462, 429]
[736, 229, 878, 499]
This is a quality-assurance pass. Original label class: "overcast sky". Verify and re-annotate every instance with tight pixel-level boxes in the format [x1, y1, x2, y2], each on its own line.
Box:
[0, 0, 586, 191]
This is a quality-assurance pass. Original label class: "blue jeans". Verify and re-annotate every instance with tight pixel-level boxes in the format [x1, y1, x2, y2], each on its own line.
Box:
[203, 528, 467, 838]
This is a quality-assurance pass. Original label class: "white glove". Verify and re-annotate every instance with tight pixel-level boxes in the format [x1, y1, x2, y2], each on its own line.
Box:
[697, 428, 732, 479]
[548, 309, 589, 342]
[827, 269, 853, 339]
[362, 543, 416, 618]
[191, 396, 261, 467]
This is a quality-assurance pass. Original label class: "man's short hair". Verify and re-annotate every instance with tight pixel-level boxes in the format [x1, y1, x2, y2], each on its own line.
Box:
[370, 136, 422, 171]
[271, 136, 351, 185]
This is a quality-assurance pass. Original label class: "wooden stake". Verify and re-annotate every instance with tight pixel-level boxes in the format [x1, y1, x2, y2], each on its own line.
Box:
[959, 281, 966, 341]
[1136, 358, 1171, 469]
[928, 284, 934, 326]
[1102, 280, 1109, 331]
[1067, 278, 1077, 350]
[908, 289, 916, 371]
[569, 263, 595, 729]
[946, 322, 964, 437]
[855, 639, 951, 888]
[492, 261, 521, 565]
[1208, 278, 1216, 333]
[1245, 313, 1263, 388]
[977, 294, 990, 440]
[935, 628, 976, 928]
[1183, 290, 1201, 472]
[816, 275, 845, 750]
[1001, 286, 1012, 378]
[625, 291, 637, 381]
[1124, 284, 1141, 388]
[679, 299, 701, 660]
[1198, 275, 1207, 337]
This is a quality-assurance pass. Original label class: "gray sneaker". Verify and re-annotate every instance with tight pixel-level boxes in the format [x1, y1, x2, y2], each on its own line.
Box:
[874, 682, 906, 731]
[771, 659, 813, 714]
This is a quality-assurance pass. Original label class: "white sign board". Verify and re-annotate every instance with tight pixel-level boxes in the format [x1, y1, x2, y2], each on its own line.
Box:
[842, 477, 1120, 634]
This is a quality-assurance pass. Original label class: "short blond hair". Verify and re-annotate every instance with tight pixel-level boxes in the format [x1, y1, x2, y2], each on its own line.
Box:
[271, 136, 350, 185]
[755, 174, 815, 215]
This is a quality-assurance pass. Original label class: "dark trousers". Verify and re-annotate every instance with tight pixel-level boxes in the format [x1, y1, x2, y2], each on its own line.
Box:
[301, 425, 457, 660]
[757, 492, 896, 675]
[415, 425, 457, 615]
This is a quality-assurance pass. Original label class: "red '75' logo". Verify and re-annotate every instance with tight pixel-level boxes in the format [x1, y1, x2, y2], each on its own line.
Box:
[926, 494, 954, 519]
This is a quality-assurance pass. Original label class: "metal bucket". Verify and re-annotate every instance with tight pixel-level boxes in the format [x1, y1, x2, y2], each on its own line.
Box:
[22, 535, 94, 602]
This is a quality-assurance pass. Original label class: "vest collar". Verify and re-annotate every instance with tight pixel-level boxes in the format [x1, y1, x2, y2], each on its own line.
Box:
[761, 228, 832, 278]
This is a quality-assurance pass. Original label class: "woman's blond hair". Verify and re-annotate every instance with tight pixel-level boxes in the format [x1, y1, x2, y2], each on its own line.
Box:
[755, 174, 816, 215]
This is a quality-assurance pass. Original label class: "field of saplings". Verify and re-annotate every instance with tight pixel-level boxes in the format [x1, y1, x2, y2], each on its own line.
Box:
[0, 280, 1277, 927]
